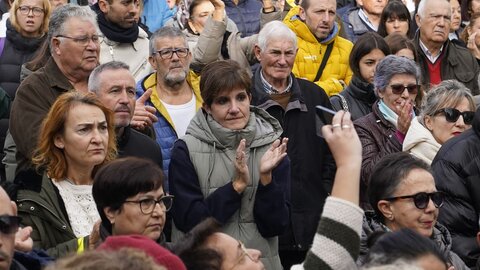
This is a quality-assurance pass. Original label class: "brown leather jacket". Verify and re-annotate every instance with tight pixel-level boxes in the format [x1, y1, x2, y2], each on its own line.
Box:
[353, 101, 402, 209]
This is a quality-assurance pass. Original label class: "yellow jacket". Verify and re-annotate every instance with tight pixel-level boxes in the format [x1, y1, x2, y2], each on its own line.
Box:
[284, 6, 353, 96]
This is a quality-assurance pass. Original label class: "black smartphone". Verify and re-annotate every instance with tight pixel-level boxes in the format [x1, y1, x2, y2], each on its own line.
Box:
[315, 105, 336, 138]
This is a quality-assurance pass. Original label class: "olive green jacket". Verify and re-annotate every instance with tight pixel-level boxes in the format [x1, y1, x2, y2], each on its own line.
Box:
[16, 174, 89, 258]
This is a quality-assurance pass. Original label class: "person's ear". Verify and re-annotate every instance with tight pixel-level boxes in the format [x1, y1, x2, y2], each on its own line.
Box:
[254, 45, 262, 62]
[424, 115, 434, 131]
[10, 201, 17, 216]
[98, 0, 109, 13]
[148, 55, 156, 69]
[299, 6, 306, 21]
[415, 13, 422, 29]
[377, 89, 384, 99]
[104, 207, 117, 224]
[52, 38, 62, 56]
[54, 135, 65, 149]
[378, 200, 394, 221]
[203, 103, 211, 114]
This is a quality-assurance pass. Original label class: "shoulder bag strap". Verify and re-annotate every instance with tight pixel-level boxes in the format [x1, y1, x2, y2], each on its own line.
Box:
[314, 41, 334, 82]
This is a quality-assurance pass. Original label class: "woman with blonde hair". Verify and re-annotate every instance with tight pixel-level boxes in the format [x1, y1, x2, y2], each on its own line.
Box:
[14, 92, 116, 258]
[403, 80, 475, 164]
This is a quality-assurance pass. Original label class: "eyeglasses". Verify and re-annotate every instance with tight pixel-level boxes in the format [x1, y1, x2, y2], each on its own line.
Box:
[55, 34, 103, 46]
[0, 215, 21, 234]
[17, 6, 44, 16]
[228, 241, 257, 270]
[389, 84, 420, 95]
[384, 191, 445, 210]
[434, 108, 475, 125]
[124, 195, 174, 214]
[155, 48, 189, 59]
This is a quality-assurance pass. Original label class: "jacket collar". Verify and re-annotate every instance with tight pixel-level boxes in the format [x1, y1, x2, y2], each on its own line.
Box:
[45, 58, 75, 92]
[251, 67, 306, 112]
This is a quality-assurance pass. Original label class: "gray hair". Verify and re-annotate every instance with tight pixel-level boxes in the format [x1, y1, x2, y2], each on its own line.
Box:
[419, 80, 475, 125]
[374, 55, 421, 96]
[257, 21, 297, 52]
[149, 26, 188, 56]
[48, 4, 98, 54]
[417, 0, 450, 19]
[88, 61, 131, 93]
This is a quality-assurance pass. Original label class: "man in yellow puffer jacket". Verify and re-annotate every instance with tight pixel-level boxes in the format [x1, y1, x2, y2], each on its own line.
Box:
[283, 0, 353, 96]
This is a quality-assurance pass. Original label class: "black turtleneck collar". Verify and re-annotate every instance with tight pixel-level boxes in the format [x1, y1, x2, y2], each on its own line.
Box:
[5, 19, 46, 51]
[349, 76, 377, 104]
[91, 3, 139, 44]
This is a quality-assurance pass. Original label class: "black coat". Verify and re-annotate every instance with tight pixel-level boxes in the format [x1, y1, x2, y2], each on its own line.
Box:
[431, 107, 480, 268]
[0, 19, 45, 101]
[250, 68, 336, 251]
[330, 76, 376, 121]
[117, 126, 163, 169]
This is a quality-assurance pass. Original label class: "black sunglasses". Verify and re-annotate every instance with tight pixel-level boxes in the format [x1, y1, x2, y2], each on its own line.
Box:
[384, 191, 445, 210]
[434, 108, 475, 125]
[0, 215, 21, 234]
[389, 84, 419, 95]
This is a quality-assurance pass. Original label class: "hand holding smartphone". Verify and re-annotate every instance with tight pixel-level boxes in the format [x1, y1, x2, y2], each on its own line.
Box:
[315, 105, 336, 138]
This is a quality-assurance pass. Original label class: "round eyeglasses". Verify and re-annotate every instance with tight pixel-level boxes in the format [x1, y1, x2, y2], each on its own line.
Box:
[17, 6, 44, 16]
[124, 195, 174, 214]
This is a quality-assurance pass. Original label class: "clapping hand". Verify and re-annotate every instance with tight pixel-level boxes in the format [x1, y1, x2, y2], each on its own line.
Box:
[259, 137, 288, 185]
[233, 139, 250, 194]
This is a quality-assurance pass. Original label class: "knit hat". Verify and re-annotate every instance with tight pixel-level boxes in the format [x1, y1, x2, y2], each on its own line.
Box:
[98, 235, 186, 270]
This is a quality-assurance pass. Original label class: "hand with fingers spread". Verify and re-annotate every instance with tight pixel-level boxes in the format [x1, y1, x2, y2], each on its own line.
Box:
[397, 101, 413, 135]
[132, 88, 158, 130]
[259, 137, 288, 185]
[233, 139, 250, 194]
[15, 226, 33, 252]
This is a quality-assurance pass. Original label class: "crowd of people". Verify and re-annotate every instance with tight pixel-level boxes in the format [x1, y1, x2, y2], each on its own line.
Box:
[1, 0, 480, 269]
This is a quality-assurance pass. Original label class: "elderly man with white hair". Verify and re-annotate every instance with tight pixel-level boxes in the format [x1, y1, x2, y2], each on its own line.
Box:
[250, 20, 336, 269]
[414, 0, 479, 94]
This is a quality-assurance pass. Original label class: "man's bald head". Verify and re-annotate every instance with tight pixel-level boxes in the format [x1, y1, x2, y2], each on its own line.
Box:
[0, 186, 17, 270]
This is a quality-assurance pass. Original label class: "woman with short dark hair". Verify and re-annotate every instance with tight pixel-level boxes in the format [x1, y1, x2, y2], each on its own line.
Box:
[93, 157, 172, 244]
[377, 0, 412, 38]
[359, 152, 468, 269]
[169, 60, 290, 270]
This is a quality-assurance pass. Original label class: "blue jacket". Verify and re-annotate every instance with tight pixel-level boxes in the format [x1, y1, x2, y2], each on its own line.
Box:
[223, 0, 262, 37]
[136, 71, 202, 192]
[141, 0, 174, 32]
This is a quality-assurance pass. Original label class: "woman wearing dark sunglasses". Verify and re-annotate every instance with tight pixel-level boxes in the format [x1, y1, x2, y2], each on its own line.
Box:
[354, 55, 421, 210]
[403, 80, 476, 164]
[357, 152, 468, 270]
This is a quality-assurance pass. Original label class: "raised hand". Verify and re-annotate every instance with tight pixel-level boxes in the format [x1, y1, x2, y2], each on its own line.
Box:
[15, 226, 33, 252]
[233, 139, 250, 193]
[321, 111, 361, 168]
[397, 101, 413, 135]
[467, 32, 480, 60]
[259, 137, 288, 185]
[131, 88, 158, 130]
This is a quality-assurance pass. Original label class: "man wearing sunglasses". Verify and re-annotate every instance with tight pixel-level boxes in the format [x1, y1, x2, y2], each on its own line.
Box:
[432, 108, 480, 268]
[414, 0, 479, 94]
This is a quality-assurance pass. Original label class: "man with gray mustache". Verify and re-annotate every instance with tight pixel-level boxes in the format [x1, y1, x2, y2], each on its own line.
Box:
[136, 26, 202, 194]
